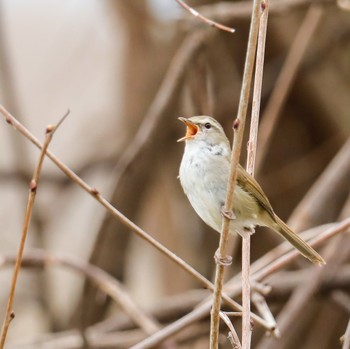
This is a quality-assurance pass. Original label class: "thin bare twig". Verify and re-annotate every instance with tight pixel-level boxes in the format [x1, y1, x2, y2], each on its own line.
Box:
[289, 138, 350, 231]
[332, 291, 350, 314]
[251, 292, 278, 335]
[240, 233, 252, 347]
[0, 110, 69, 349]
[253, 218, 350, 283]
[241, 0, 270, 345]
[5, 320, 209, 349]
[255, 5, 323, 173]
[220, 312, 242, 349]
[0, 250, 160, 335]
[0, 1, 29, 175]
[129, 220, 349, 349]
[247, 0, 269, 175]
[210, 0, 261, 347]
[175, 0, 235, 33]
[256, 228, 349, 349]
[0, 106, 271, 330]
[113, 29, 208, 185]
[342, 318, 350, 349]
[190, 0, 331, 24]
[222, 221, 349, 300]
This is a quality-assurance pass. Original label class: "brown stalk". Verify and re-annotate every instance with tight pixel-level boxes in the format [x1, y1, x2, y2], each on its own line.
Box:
[113, 29, 208, 186]
[175, 0, 235, 33]
[1, 261, 349, 348]
[223, 136, 350, 292]
[255, 5, 323, 173]
[220, 312, 242, 349]
[289, 138, 350, 231]
[256, 235, 350, 349]
[332, 291, 350, 314]
[0, 250, 159, 335]
[124, 220, 349, 349]
[0, 111, 69, 349]
[252, 218, 350, 282]
[0, 106, 271, 329]
[210, 0, 261, 347]
[251, 292, 278, 333]
[257, 196, 350, 348]
[342, 318, 350, 349]
[240, 0, 270, 345]
[191, 0, 331, 25]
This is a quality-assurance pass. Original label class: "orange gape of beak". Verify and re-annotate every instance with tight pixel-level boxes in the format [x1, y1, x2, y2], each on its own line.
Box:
[177, 117, 199, 142]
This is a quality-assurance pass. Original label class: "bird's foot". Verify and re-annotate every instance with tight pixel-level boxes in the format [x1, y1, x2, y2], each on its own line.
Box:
[221, 207, 236, 220]
[214, 249, 232, 266]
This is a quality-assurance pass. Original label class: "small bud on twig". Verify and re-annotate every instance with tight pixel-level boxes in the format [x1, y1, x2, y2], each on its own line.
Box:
[5, 116, 12, 125]
[46, 125, 55, 134]
[233, 118, 240, 130]
[91, 187, 99, 196]
[29, 180, 37, 192]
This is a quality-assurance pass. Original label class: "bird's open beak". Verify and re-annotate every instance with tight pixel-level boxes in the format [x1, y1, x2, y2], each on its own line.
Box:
[177, 117, 199, 142]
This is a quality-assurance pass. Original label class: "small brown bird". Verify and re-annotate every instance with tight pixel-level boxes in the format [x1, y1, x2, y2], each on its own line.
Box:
[178, 116, 325, 265]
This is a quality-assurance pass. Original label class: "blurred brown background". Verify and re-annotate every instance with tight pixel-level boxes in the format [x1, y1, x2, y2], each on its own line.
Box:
[0, 0, 349, 348]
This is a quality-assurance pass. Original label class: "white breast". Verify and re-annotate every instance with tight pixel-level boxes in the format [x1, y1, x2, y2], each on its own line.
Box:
[179, 140, 261, 234]
[179, 140, 230, 232]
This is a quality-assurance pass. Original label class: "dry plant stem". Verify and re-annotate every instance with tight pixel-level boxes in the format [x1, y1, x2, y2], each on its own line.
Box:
[100, 264, 350, 332]
[0, 106, 270, 328]
[223, 221, 350, 302]
[193, 0, 331, 23]
[247, 0, 269, 175]
[0, 250, 159, 335]
[175, 0, 235, 33]
[130, 304, 210, 349]
[236, 138, 350, 277]
[251, 292, 277, 333]
[5, 322, 209, 349]
[129, 220, 349, 349]
[131, 296, 271, 349]
[252, 218, 350, 282]
[210, 0, 261, 347]
[131, 297, 270, 349]
[332, 291, 350, 314]
[255, 5, 323, 172]
[241, 1, 269, 346]
[269, 267, 350, 299]
[289, 138, 350, 231]
[241, 234, 252, 347]
[256, 230, 349, 349]
[342, 318, 350, 349]
[0, 4, 29, 176]
[233, 221, 350, 296]
[5, 228, 347, 349]
[113, 30, 207, 185]
[220, 312, 242, 349]
[0, 111, 68, 349]
[91, 132, 350, 343]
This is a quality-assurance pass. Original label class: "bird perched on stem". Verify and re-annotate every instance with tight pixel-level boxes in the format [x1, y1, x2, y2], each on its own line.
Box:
[177, 115, 325, 266]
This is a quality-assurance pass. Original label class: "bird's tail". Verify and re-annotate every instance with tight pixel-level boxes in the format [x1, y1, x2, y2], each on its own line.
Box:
[273, 216, 326, 266]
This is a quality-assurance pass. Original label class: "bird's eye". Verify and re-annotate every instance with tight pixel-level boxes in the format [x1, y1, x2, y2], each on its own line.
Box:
[204, 123, 211, 129]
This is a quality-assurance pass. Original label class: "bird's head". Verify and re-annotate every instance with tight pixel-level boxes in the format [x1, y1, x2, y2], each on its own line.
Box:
[177, 116, 228, 146]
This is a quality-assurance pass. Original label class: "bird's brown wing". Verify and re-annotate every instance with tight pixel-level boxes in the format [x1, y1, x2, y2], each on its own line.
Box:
[236, 165, 276, 221]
